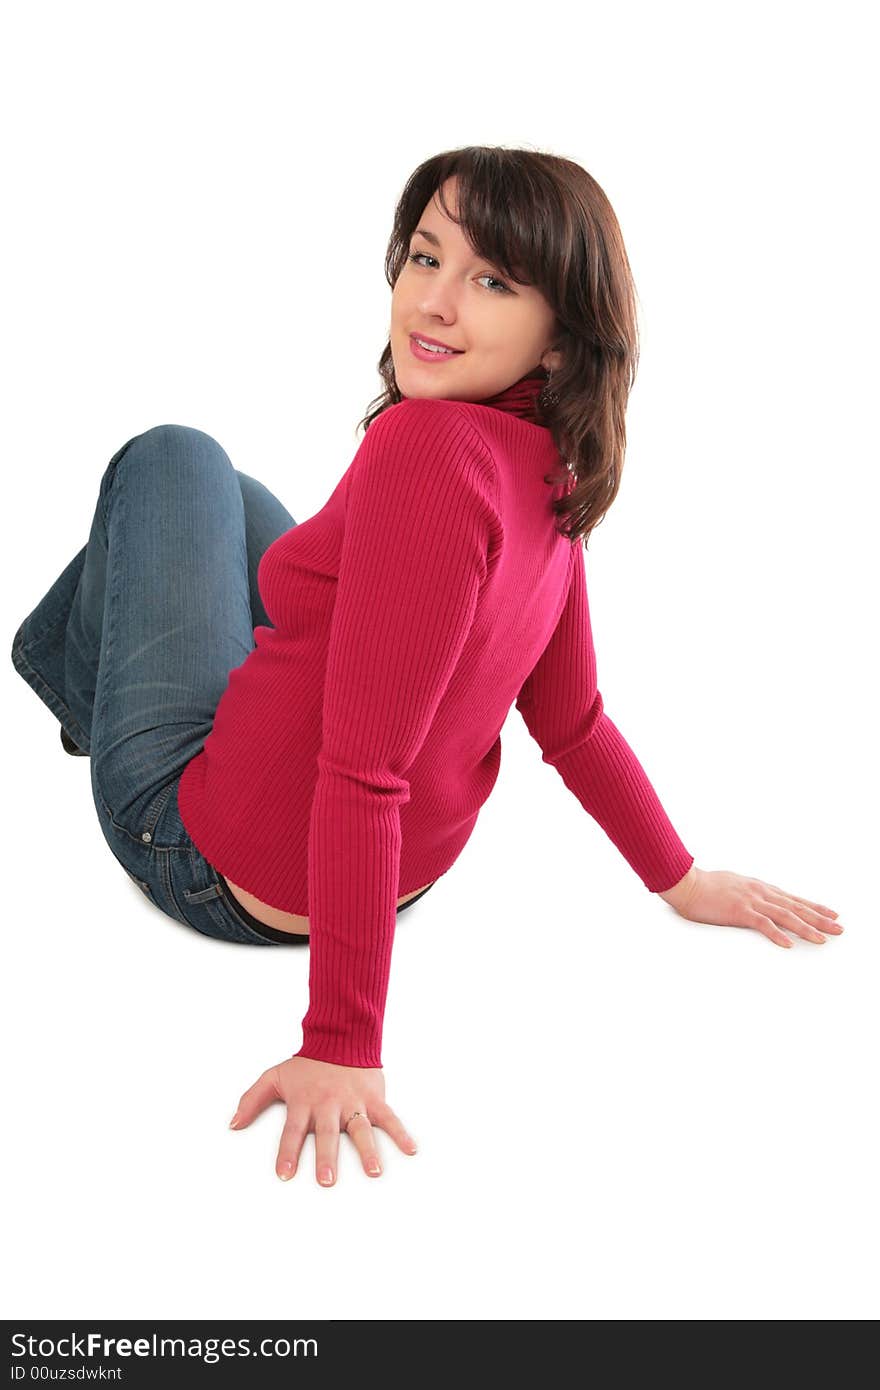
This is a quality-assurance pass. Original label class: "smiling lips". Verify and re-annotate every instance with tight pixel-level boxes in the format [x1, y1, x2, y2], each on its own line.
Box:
[409, 333, 464, 363]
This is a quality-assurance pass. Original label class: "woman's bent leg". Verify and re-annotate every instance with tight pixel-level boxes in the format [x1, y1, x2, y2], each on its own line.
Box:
[11, 424, 298, 939]
[83, 425, 264, 839]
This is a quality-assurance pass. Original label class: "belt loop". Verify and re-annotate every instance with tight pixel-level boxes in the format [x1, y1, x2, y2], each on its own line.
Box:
[182, 881, 225, 904]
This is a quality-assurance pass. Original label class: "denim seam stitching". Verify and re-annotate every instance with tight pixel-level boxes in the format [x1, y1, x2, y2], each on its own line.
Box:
[156, 846, 189, 925]
[11, 628, 91, 751]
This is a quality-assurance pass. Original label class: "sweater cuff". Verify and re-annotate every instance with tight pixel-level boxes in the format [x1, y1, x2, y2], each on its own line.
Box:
[293, 1034, 383, 1069]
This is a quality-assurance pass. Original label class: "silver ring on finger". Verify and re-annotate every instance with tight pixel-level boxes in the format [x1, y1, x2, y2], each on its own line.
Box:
[344, 1110, 366, 1132]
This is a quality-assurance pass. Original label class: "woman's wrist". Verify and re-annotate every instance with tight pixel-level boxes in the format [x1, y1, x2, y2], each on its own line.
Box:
[656, 862, 699, 912]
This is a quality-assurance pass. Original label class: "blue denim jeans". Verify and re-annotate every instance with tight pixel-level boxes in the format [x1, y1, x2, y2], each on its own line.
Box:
[11, 423, 313, 945]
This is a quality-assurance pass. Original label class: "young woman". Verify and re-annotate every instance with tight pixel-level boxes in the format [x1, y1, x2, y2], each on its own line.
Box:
[11, 145, 843, 1188]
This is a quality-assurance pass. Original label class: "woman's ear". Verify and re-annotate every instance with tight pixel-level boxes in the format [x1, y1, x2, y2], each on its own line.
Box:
[540, 347, 564, 374]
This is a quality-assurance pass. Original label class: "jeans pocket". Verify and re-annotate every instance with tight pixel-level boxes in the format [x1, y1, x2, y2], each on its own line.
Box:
[93, 775, 179, 855]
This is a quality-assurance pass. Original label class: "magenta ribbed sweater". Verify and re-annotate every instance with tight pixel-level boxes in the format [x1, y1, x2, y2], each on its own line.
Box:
[178, 372, 694, 1067]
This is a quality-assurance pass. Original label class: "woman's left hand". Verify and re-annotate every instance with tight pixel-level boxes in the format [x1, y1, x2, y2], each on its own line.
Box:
[658, 865, 844, 948]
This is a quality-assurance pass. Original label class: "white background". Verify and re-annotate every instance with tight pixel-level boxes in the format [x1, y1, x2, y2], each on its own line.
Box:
[2, 0, 877, 1322]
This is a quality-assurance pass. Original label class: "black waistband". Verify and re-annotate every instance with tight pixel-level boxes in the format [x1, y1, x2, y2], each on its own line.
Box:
[217, 872, 437, 942]
[216, 873, 310, 944]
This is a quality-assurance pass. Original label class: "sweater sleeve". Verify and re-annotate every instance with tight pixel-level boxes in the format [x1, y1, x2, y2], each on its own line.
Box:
[295, 400, 498, 1069]
[515, 541, 694, 893]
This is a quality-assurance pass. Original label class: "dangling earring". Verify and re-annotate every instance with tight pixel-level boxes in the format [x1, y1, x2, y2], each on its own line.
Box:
[539, 364, 559, 410]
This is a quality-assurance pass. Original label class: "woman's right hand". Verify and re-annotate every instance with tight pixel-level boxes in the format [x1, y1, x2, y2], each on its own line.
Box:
[658, 864, 844, 948]
[228, 1055, 419, 1185]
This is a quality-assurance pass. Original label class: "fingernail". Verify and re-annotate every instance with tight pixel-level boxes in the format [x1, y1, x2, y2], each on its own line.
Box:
[278, 1162, 293, 1181]
[319, 1168, 334, 1185]
[368, 1162, 381, 1175]
[229, 1113, 241, 1129]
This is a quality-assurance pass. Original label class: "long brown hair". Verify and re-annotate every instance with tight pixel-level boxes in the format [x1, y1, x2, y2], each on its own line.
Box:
[358, 144, 641, 547]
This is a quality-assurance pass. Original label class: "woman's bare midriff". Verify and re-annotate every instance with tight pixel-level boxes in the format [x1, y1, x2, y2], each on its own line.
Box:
[222, 876, 435, 937]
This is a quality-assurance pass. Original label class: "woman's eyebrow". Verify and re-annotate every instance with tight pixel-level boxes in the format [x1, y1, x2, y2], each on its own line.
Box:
[409, 226, 512, 278]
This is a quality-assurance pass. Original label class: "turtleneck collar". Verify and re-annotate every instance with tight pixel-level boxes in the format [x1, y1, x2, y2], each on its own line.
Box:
[474, 370, 547, 424]
[399, 371, 548, 425]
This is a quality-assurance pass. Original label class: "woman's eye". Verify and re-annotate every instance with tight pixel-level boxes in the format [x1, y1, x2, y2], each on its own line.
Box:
[406, 251, 511, 295]
[476, 273, 511, 295]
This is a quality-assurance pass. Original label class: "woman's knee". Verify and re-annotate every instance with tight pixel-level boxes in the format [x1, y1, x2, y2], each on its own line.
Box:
[115, 425, 234, 487]
[139, 423, 226, 457]
[100, 425, 233, 526]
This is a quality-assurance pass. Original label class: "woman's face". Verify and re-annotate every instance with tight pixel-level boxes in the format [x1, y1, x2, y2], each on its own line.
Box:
[390, 176, 561, 403]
